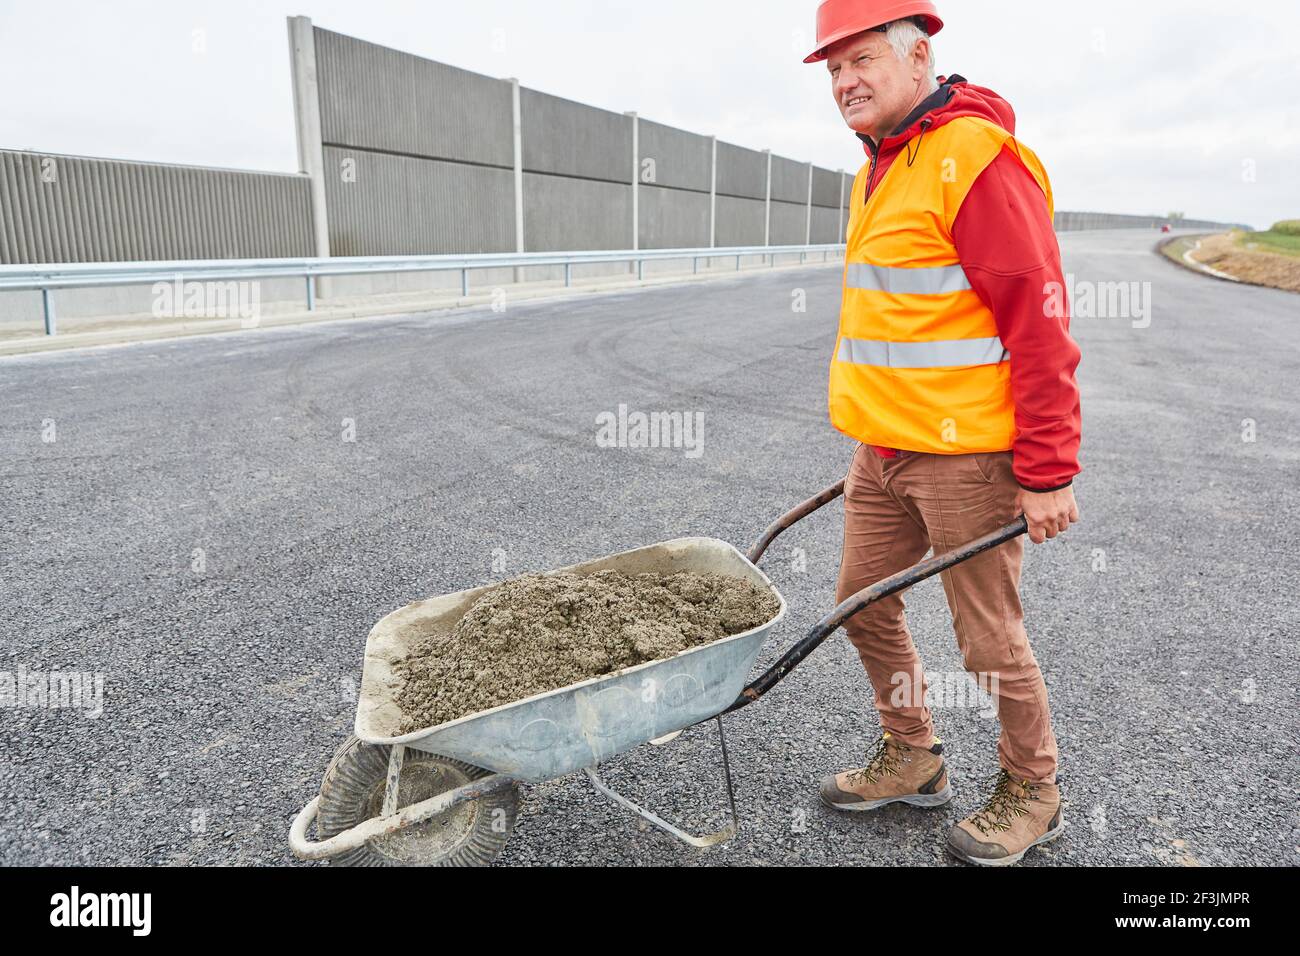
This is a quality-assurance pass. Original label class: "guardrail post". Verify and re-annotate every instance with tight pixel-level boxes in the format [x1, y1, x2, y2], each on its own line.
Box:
[42, 288, 56, 335]
[637, 259, 644, 282]
[693, 257, 699, 275]
[305, 275, 316, 311]
[461, 268, 470, 298]
[564, 262, 572, 288]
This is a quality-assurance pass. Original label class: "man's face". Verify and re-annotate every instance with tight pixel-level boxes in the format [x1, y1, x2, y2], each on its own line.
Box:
[826, 30, 928, 140]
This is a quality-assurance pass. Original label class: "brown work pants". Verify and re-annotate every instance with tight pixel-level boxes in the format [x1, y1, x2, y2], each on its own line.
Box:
[837, 444, 1059, 784]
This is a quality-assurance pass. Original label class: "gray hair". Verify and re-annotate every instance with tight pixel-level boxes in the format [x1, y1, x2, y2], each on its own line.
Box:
[883, 17, 938, 91]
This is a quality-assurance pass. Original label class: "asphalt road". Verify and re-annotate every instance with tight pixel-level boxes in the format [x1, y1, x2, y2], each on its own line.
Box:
[2, 230, 1296, 867]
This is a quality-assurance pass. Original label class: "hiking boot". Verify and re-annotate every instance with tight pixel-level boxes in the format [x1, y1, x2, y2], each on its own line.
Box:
[946, 769, 1064, 866]
[819, 733, 951, 811]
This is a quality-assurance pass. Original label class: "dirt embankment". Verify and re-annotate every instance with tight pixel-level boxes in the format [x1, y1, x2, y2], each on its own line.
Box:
[1186, 233, 1300, 293]
[395, 569, 780, 732]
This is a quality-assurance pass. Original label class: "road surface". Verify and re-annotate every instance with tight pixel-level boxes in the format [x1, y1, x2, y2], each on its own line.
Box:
[2, 230, 1296, 866]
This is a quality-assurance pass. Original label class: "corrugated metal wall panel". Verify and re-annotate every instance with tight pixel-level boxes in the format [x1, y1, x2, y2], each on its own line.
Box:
[0, 150, 314, 264]
[637, 120, 711, 193]
[314, 28, 514, 167]
[39, 161, 62, 259]
[523, 174, 632, 251]
[15, 155, 40, 261]
[98, 161, 124, 259]
[716, 141, 766, 200]
[522, 89, 631, 184]
[0, 154, 19, 262]
[322, 146, 514, 256]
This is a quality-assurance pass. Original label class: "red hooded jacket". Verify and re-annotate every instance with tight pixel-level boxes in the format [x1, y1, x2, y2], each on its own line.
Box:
[856, 76, 1082, 492]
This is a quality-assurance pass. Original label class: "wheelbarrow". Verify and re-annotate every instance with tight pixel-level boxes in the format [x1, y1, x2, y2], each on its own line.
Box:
[288, 483, 1028, 866]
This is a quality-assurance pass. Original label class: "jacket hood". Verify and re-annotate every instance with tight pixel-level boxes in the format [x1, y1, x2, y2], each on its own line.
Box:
[857, 76, 1017, 155]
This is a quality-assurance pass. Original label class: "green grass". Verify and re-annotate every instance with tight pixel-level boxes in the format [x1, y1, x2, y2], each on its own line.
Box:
[1236, 224, 1300, 258]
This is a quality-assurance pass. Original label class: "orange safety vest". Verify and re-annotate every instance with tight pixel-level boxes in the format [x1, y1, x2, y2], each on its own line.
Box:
[830, 115, 1054, 454]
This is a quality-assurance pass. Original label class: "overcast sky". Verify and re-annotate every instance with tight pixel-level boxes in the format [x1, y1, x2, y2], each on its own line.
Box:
[1, 0, 1296, 229]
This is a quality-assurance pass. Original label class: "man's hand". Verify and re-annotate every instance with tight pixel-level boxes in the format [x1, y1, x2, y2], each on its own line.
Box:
[1016, 486, 1080, 544]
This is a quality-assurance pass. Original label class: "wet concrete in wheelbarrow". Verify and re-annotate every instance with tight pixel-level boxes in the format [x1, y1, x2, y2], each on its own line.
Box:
[395, 570, 780, 732]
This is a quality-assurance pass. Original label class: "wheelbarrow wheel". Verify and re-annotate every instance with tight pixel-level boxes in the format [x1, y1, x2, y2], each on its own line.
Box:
[316, 736, 517, 867]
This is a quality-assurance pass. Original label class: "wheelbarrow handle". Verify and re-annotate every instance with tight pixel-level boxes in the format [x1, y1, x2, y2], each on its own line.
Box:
[730, 509, 1029, 714]
[746, 481, 846, 564]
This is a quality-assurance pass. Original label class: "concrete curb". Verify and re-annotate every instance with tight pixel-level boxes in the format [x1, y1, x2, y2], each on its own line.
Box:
[1155, 234, 1242, 284]
[1155, 233, 1299, 295]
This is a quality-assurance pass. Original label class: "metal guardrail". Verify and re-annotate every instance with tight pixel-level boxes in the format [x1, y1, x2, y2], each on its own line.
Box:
[0, 243, 846, 336]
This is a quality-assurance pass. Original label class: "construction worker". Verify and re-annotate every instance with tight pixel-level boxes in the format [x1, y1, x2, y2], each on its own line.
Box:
[806, 0, 1083, 865]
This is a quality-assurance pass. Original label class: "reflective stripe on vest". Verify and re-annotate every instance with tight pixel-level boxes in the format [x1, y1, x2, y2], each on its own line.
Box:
[845, 262, 972, 295]
[837, 336, 1009, 369]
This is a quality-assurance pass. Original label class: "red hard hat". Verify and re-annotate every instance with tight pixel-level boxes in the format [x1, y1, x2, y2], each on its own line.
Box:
[804, 0, 944, 63]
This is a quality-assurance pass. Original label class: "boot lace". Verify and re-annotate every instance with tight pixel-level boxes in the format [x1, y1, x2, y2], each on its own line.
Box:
[845, 735, 903, 786]
[969, 770, 1033, 835]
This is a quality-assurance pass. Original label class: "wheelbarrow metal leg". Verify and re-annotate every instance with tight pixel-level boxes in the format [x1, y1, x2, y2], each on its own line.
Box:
[716, 715, 738, 827]
[585, 717, 738, 849]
